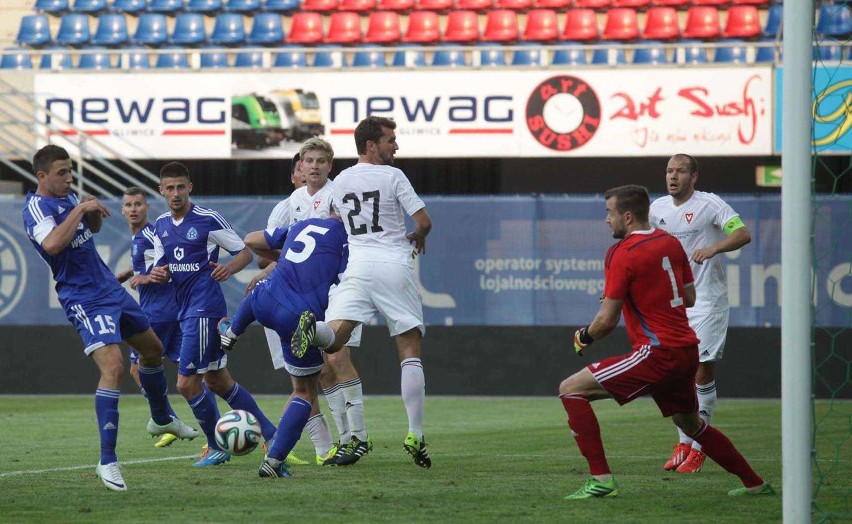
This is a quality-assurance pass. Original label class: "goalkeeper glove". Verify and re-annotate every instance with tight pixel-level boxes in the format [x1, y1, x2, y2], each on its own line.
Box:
[573, 326, 594, 356]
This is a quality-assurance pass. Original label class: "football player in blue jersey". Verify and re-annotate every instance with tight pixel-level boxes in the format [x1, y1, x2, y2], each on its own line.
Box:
[218, 216, 349, 478]
[22, 145, 198, 492]
[116, 187, 194, 449]
[149, 162, 277, 467]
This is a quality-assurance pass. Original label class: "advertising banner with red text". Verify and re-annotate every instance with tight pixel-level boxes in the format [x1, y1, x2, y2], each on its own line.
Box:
[34, 68, 772, 159]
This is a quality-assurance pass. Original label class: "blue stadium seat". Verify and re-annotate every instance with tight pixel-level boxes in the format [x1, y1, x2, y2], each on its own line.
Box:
[234, 50, 265, 67]
[71, 0, 108, 13]
[313, 45, 344, 67]
[133, 13, 169, 45]
[591, 41, 626, 65]
[200, 46, 230, 68]
[17, 15, 52, 47]
[511, 43, 544, 66]
[92, 13, 129, 46]
[263, 0, 301, 12]
[816, 5, 852, 36]
[170, 13, 207, 45]
[632, 40, 668, 65]
[77, 47, 112, 69]
[391, 44, 426, 67]
[713, 39, 747, 63]
[1, 48, 34, 70]
[477, 43, 507, 66]
[55, 13, 91, 46]
[186, 0, 223, 13]
[551, 43, 586, 65]
[352, 46, 387, 67]
[35, 0, 69, 15]
[814, 42, 843, 61]
[156, 46, 190, 68]
[39, 46, 74, 70]
[117, 46, 151, 68]
[677, 39, 708, 64]
[112, 0, 147, 15]
[763, 4, 782, 37]
[247, 13, 285, 44]
[210, 13, 246, 45]
[432, 46, 469, 67]
[224, 0, 262, 12]
[274, 47, 308, 67]
[148, 0, 185, 14]
[755, 37, 779, 63]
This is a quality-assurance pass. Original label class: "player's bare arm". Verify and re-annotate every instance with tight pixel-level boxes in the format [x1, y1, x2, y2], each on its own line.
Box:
[115, 268, 133, 283]
[129, 273, 156, 290]
[245, 263, 275, 296]
[573, 297, 622, 355]
[81, 194, 108, 232]
[406, 208, 432, 255]
[244, 231, 281, 261]
[692, 225, 751, 264]
[40, 198, 109, 255]
[149, 265, 170, 284]
[211, 247, 253, 282]
[683, 282, 696, 308]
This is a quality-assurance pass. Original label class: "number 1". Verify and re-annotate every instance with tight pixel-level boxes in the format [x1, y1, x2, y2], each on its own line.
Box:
[661, 256, 683, 307]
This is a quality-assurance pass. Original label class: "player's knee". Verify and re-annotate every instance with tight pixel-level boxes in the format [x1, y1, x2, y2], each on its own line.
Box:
[558, 377, 577, 396]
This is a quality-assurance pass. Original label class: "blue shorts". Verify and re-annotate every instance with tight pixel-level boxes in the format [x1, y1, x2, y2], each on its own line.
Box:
[178, 317, 227, 376]
[130, 320, 182, 364]
[66, 288, 151, 356]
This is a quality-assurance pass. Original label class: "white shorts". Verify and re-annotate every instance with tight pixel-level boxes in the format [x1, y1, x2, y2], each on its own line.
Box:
[687, 309, 729, 362]
[265, 324, 361, 371]
[326, 260, 425, 338]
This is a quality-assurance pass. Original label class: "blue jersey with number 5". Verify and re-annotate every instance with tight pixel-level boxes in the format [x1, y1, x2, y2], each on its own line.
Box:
[264, 218, 349, 316]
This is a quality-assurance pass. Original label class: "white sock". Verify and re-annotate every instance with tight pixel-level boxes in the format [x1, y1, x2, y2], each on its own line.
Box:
[305, 413, 334, 457]
[323, 384, 349, 442]
[400, 358, 425, 438]
[693, 381, 717, 452]
[341, 378, 367, 441]
[314, 321, 335, 349]
[677, 426, 693, 446]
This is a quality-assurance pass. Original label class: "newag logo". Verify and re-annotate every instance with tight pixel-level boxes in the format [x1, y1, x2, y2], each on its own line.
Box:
[44, 97, 227, 125]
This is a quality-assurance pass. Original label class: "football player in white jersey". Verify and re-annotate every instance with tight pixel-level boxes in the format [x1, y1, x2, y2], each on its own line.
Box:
[257, 138, 372, 467]
[291, 116, 433, 468]
[649, 154, 752, 474]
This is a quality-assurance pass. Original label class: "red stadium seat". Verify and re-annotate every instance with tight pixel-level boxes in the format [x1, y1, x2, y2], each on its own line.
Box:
[482, 9, 519, 41]
[691, 0, 727, 5]
[324, 11, 363, 42]
[377, 0, 415, 10]
[682, 6, 720, 39]
[613, 0, 649, 8]
[442, 10, 480, 41]
[496, 0, 532, 10]
[417, 0, 453, 10]
[730, 0, 767, 4]
[642, 6, 679, 39]
[301, 0, 339, 10]
[722, 5, 761, 38]
[404, 10, 440, 41]
[650, 0, 688, 7]
[533, 0, 570, 9]
[523, 9, 559, 41]
[364, 10, 402, 42]
[561, 8, 598, 41]
[456, 0, 493, 11]
[601, 7, 639, 40]
[573, 0, 611, 9]
[338, 0, 376, 11]
[286, 12, 324, 43]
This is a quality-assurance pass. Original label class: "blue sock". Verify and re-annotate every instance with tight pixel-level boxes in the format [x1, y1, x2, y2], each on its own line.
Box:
[268, 397, 312, 462]
[137, 364, 173, 425]
[139, 386, 177, 419]
[95, 389, 120, 464]
[222, 383, 277, 442]
[230, 295, 256, 335]
[188, 389, 221, 450]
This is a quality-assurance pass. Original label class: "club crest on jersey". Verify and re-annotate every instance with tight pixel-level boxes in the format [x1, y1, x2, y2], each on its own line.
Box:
[174, 247, 184, 261]
[187, 227, 198, 240]
[313, 200, 321, 210]
[685, 212, 694, 224]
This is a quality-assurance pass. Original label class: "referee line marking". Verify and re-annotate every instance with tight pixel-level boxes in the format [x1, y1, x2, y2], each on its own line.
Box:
[0, 454, 197, 478]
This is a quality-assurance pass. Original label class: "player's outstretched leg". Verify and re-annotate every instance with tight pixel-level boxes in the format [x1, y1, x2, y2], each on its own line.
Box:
[291, 311, 316, 358]
[261, 397, 313, 478]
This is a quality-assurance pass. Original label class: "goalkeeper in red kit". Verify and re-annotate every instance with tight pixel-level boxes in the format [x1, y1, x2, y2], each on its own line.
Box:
[558, 184, 774, 500]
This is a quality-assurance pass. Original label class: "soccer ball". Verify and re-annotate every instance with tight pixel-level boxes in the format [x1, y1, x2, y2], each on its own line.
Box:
[215, 410, 262, 456]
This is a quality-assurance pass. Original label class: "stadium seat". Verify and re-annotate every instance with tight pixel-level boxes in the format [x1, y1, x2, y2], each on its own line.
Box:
[677, 39, 708, 63]
[417, 0, 453, 10]
[147, 0, 185, 14]
[511, 42, 544, 65]
[722, 5, 761, 38]
[561, 9, 598, 41]
[642, 7, 679, 40]
[692, 0, 727, 5]
[551, 42, 586, 64]
[287, 12, 325, 43]
[170, 13, 207, 45]
[814, 43, 843, 61]
[210, 13, 246, 45]
[713, 38, 747, 63]
[35, 0, 69, 15]
[763, 4, 781, 37]
[496, 0, 533, 10]
[156, 46, 190, 68]
[39, 46, 74, 69]
[482, 9, 520, 42]
[235, 50, 265, 67]
[456, 0, 494, 11]
[601, 8, 639, 40]
[573, 0, 611, 8]
[199, 46, 229, 67]
[754, 37, 778, 63]
[133, 13, 169, 45]
[591, 41, 626, 64]
[247, 13, 285, 44]
[112, 0, 147, 14]
[263, 0, 301, 11]
[225, 0, 262, 11]
[432, 45, 469, 66]
[731, 0, 767, 4]
[816, 5, 852, 36]
[55, 13, 91, 46]
[186, 0, 223, 13]
[312, 45, 344, 66]
[632, 40, 668, 64]
[77, 47, 112, 69]
[1, 48, 33, 70]
[324, 12, 363, 43]
[533, 0, 571, 9]
[91, 13, 129, 46]
[391, 43, 426, 65]
[339, 0, 377, 11]
[477, 43, 507, 65]
[273, 47, 308, 66]
[523, 9, 559, 41]
[442, 10, 480, 42]
[378, 0, 416, 11]
[364, 11, 402, 43]
[301, 0, 340, 11]
[71, 0, 107, 13]
[351, 45, 387, 66]
[17, 15, 52, 47]
[649, 0, 688, 6]
[117, 46, 151, 68]
[404, 11, 440, 42]
[613, 0, 649, 7]
[682, 6, 720, 39]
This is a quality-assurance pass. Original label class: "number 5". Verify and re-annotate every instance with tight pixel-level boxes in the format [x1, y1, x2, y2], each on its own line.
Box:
[285, 225, 330, 264]
[662, 256, 684, 307]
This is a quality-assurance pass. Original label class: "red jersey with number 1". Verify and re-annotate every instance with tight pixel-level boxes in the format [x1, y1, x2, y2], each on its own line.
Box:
[603, 228, 699, 351]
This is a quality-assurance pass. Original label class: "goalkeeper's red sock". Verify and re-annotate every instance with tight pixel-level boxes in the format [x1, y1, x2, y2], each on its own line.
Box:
[690, 421, 763, 488]
[560, 394, 610, 476]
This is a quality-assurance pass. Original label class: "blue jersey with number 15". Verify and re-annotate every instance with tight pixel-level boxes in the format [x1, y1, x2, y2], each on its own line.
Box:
[265, 217, 349, 316]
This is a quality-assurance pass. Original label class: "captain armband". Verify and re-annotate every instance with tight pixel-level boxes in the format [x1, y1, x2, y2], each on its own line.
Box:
[722, 216, 746, 236]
